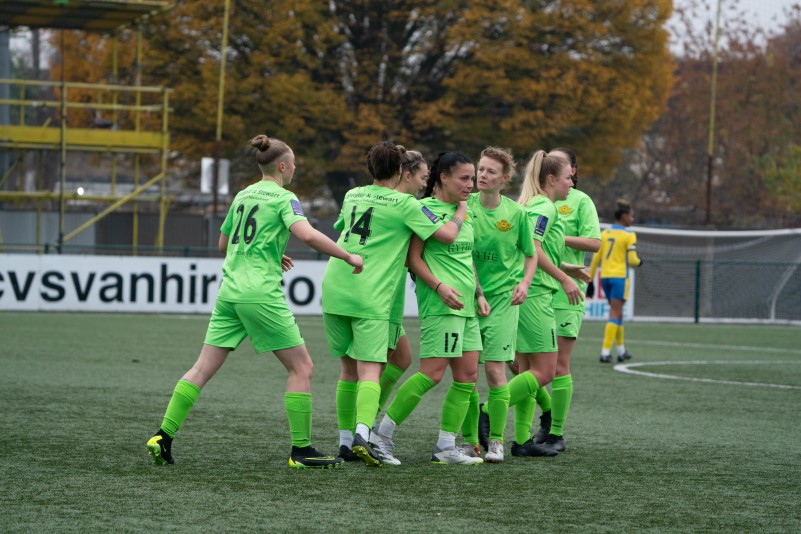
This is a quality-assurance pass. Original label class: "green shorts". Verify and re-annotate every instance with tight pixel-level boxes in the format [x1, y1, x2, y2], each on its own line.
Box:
[323, 313, 389, 363]
[555, 308, 584, 339]
[420, 315, 482, 358]
[388, 322, 406, 351]
[204, 299, 304, 354]
[516, 291, 557, 354]
[478, 292, 518, 363]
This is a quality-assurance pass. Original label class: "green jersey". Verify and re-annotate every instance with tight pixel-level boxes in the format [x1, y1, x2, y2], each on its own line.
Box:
[389, 265, 410, 323]
[322, 184, 443, 320]
[415, 198, 476, 318]
[553, 188, 600, 310]
[468, 193, 535, 296]
[524, 194, 563, 295]
[217, 180, 306, 303]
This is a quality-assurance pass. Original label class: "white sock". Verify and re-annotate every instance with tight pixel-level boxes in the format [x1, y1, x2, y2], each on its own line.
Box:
[436, 430, 456, 450]
[339, 430, 353, 448]
[378, 416, 397, 439]
[355, 423, 370, 441]
[601, 349, 611, 357]
[617, 345, 626, 356]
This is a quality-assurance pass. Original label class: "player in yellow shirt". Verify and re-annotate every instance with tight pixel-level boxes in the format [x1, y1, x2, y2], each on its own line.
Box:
[588, 199, 642, 362]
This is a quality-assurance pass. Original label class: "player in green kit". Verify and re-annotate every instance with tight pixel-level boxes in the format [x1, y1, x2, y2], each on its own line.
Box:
[371, 152, 489, 466]
[323, 142, 465, 467]
[337, 148, 430, 463]
[505, 150, 589, 458]
[376, 150, 430, 415]
[530, 148, 601, 452]
[459, 147, 537, 464]
[146, 134, 363, 469]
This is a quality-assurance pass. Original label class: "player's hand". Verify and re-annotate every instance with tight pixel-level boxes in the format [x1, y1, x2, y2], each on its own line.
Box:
[586, 281, 595, 298]
[561, 276, 583, 305]
[436, 284, 464, 310]
[562, 263, 591, 284]
[347, 254, 364, 274]
[511, 281, 530, 305]
[477, 295, 490, 317]
[281, 255, 294, 272]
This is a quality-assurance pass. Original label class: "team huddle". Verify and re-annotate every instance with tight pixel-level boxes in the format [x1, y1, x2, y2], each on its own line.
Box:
[146, 135, 641, 468]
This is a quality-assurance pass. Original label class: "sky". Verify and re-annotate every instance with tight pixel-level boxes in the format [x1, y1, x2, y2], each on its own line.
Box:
[7, 0, 800, 63]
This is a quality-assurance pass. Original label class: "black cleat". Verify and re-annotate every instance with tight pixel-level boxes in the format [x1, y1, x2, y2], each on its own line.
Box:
[338, 444, 360, 462]
[146, 429, 175, 465]
[510, 438, 558, 457]
[617, 351, 633, 362]
[534, 410, 552, 444]
[289, 445, 343, 469]
[478, 403, 490, 451]
[599, 354, 612, 363]
[542, 433, 566, 452]
[351, 434, 383, 467]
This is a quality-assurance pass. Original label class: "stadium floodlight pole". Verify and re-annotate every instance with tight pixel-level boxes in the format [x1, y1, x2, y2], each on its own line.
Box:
[212, 0, 231, 217]
[705, 0, 722, 227]
[56, 0, 69, 254]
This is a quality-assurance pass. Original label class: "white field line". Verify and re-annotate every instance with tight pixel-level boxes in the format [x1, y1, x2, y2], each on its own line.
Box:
[583, 336, 801, 356]
[614, 360, 801, 390]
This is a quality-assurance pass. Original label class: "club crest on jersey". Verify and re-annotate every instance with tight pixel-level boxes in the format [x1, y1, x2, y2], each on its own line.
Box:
[290, 199, 305, 216]
[421, 206, 440, 223]
[534, 215, 549, 236]
[495, 219, 512, 231]
[558, 205, 572, 215]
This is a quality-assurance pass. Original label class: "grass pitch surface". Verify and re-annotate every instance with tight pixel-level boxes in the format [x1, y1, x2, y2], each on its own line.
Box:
[1, 313, 799, 532]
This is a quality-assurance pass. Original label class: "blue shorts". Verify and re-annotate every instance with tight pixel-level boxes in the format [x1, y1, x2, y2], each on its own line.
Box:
[601, 277, 630, 301]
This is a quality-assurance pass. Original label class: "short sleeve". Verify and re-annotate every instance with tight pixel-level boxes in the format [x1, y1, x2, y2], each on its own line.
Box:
[280, 192, 308, 230]
[404, 196, 443, 240]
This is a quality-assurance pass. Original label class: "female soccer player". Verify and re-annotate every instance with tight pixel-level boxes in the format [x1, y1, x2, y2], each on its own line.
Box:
[377, 150, 430, 409]
[146, 134, 363, 469]
[505, 150, 588, 458]
[461, 147, 536, 463]
[589, 199, 642, 363]
[338, 148, 430, 462]
[371, 151, 489, 466]
[323, 142, 465, 467]
[531, 148, 601, 452]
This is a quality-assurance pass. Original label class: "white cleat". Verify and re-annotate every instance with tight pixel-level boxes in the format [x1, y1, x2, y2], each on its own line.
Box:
[431, 444, 483, 465]
[369, 432, 401, 466]
[484, 439, 504, 463]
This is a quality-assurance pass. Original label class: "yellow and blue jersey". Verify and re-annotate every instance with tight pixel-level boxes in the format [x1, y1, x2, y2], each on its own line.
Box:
[589, 224, 642, 280]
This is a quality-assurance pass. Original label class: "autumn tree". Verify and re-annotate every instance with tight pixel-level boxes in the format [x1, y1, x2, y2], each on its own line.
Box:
[592, 1, 801, 228]
[51, 1, 676, 209]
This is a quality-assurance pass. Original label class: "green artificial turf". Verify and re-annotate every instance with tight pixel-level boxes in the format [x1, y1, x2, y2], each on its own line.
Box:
[1, 313, 799, 532]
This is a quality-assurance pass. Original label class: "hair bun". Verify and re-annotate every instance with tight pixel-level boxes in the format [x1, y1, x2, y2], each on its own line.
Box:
[395, 144, 407, 155]
[251, 134, 271, 152]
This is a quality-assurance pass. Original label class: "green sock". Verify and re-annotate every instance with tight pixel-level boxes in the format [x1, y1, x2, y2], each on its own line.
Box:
[536, 386, 551, 412]
[386, 372, 436, 425]
[378, 364, 404, 411]
[550, 374, 573, 437]
[336, 380, 358, 436]
[487, 384, 510, 442]
[160, 379, 201, 438]
[508, 371, 540, 406]
[284, 392, 312, 448]
[508, 372, 540, 444]
[441, 381, 475, 434]
[355, 381, 381, 430]
[460, 389, 480, 445]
